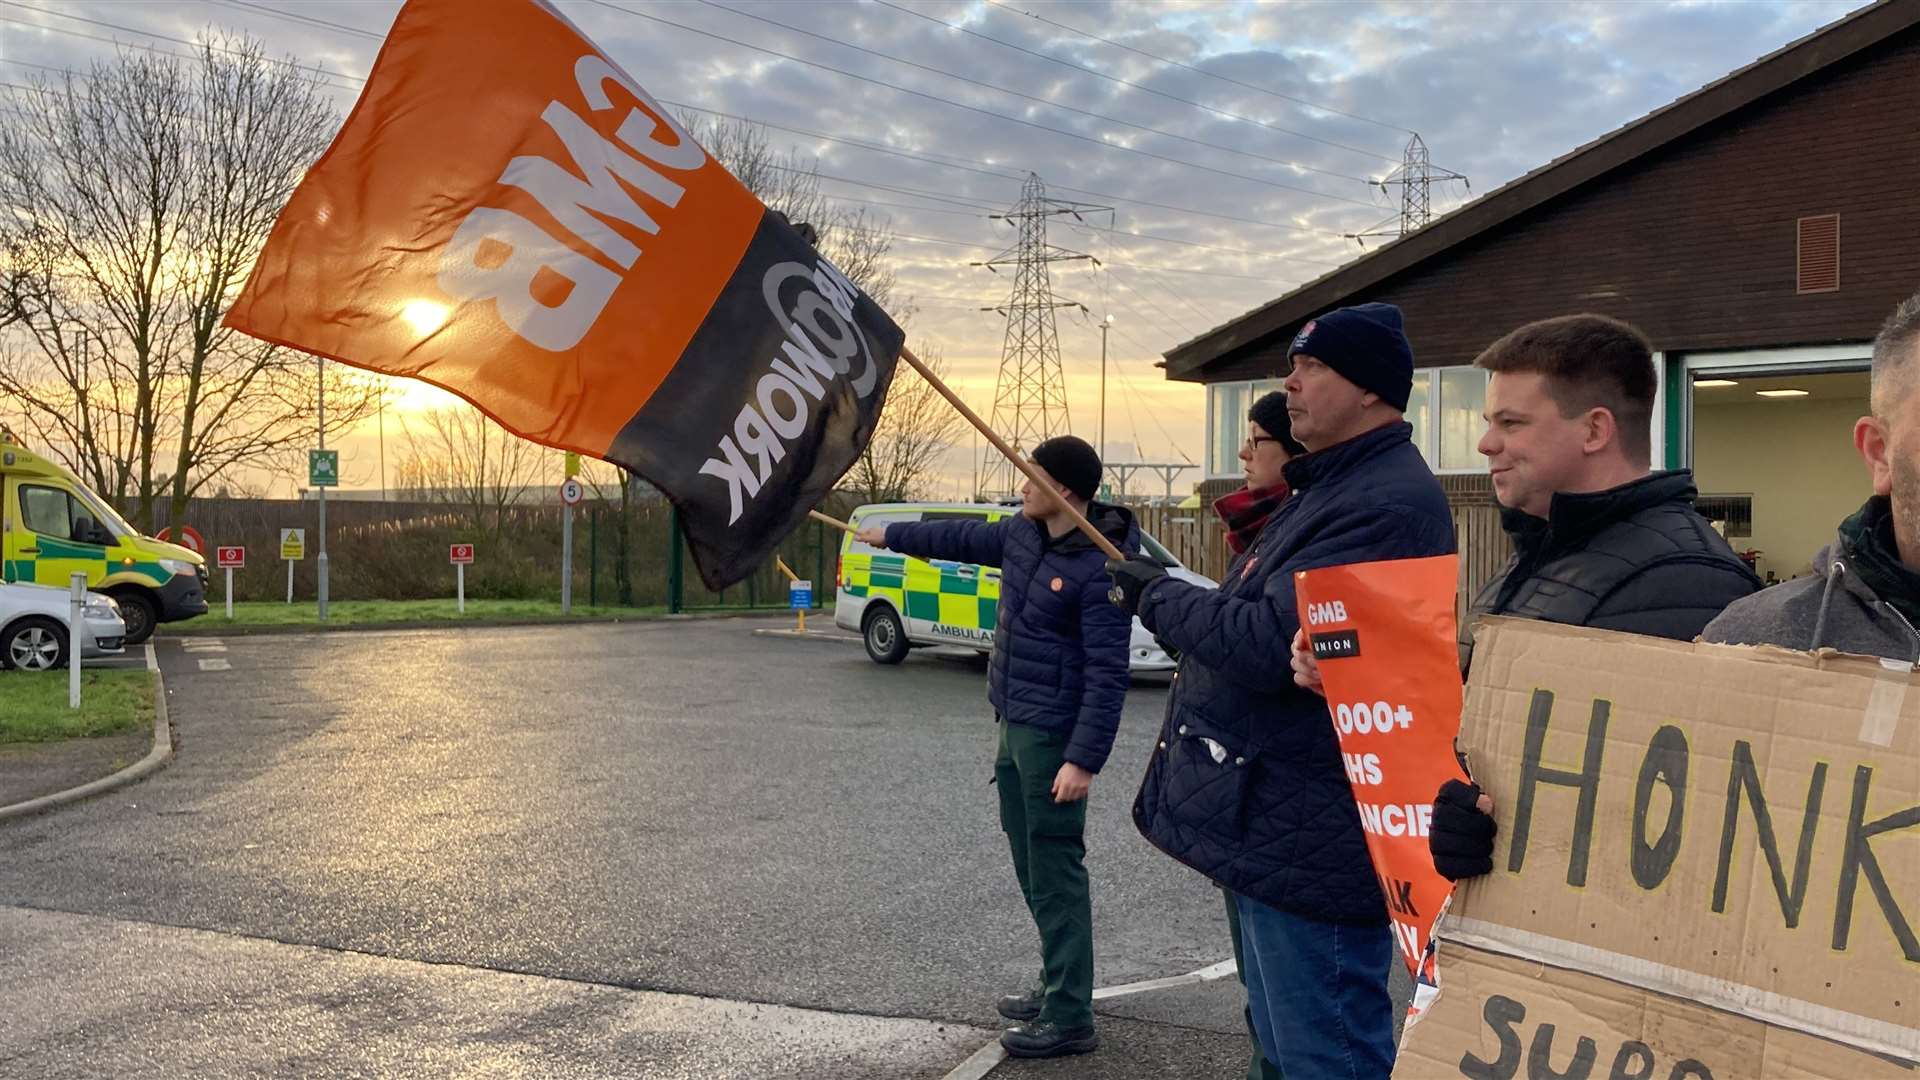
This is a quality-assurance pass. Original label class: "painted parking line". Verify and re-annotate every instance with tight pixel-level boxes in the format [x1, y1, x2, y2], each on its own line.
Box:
[938, 957, 1236, 1080]
[196, 658, 232, 672]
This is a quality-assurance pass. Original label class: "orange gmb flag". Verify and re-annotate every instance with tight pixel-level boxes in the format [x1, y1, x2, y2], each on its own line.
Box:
[226, 0, 902, 589]
[1295, 556, 1469, 1017]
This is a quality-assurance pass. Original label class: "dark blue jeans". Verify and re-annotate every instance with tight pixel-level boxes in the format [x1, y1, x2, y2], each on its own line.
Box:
[1234, 893, 1395, 1079]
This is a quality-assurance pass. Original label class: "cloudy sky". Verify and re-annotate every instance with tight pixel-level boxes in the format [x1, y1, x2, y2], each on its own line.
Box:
[0, 0, 1871, 496]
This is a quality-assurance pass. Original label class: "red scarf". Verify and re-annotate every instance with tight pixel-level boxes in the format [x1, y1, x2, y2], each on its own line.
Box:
[1213, 481, 1291, 554]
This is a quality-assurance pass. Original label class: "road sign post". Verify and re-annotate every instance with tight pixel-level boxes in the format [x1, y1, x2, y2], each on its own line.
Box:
[309, 445, 337, 622]
[69, 572, 84, 709]
[559, 479, 584, 616]
[157, 525, 206, 557]
[450, 543, 475, 613]
[217, 546, 245, 619]
[280, 529, 305, 604]
[789, 579, 812, 633]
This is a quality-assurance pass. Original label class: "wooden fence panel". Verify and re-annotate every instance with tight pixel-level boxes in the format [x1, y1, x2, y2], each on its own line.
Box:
[1129, 500, 1513, 626]
[1453, 506, 1512, 624]
[1129, 504, 1232, 584]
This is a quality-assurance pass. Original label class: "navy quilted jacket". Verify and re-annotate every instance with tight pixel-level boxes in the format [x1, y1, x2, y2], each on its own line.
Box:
[884, 503, 1140, 773]
[1132, 422, 1455, 925]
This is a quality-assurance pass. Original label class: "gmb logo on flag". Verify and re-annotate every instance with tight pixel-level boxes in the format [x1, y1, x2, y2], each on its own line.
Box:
[224, 0, 903, 591]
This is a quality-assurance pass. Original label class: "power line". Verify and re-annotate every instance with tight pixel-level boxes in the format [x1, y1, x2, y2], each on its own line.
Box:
[581, 0, 1379, 208]
[28, 0, 1364, 265]
[210, 0, 381, 45]
[1061, 217, 1348, 268]
[1107, 262, 1218, 332]
[805, 168, 1005, 212]
[659, 99, 1355, 239]
[873, 0, 1401, 166]
[985, 0, 1412, 135]
[1100, 264, 1204, 339]
[165, 4, 1370, 242]
[695, 0, 1377, 185]
[0, 1, 360, 90]
[1106, 321, 1198, 464]
[667, 100, 1029, 184]
[891, 231, 1288, 285]
[815, 191, 1001, 223]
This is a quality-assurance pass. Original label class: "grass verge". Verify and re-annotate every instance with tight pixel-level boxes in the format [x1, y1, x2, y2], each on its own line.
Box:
[165, 598, 675, 634]
[0, 669, 154, 743]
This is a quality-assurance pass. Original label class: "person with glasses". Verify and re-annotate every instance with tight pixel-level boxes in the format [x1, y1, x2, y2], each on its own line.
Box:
[1106, 303, 1455, 1078]
[1206, 390, 1304, 1080]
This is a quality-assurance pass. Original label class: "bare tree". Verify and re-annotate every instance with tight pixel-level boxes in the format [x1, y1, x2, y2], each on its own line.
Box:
[682, 114, 916, 324]
[685, 114, 958, 502]
[845, 345, 967, 504]
[394, 405, 549, 537]
[0, 35, 377, 530]
[0, 233, 46, 329]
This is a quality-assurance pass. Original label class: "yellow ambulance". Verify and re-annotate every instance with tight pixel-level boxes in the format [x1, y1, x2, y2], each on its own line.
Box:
[833, 501, 1214, 673]
[0, 433, 208, 644]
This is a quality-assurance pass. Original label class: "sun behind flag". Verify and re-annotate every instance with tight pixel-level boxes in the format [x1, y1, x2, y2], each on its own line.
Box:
[225, 0, 903, 590]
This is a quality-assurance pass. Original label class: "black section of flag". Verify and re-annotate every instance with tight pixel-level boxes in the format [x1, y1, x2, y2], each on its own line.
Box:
[1311, 630, 1361, 660]
[604, 209, 904, 591]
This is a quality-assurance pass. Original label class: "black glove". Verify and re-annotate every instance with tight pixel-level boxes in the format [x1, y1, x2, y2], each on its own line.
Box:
[1105, 555, 1167, 616]
[1430, 779, 1497, 881]
[1153, 632, 1182, 664]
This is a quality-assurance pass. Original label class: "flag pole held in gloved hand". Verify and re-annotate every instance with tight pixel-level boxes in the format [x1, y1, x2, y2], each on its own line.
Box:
[896, 345, 1126, 563]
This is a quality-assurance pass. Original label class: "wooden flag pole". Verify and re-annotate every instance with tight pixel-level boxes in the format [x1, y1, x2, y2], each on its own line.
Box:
[808, 509, 853, 533]
[896, 346, 1126, 563]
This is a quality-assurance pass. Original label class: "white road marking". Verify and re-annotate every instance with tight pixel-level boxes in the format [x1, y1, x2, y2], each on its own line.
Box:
[196, 658, 231, 672]
[938, 957, 1235, 1080]
[940, 1039, 1008, 1080]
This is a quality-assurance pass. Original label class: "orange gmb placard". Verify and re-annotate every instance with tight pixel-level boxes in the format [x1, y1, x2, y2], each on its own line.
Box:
[1295, 555, 1468, 998]
[225, 0, 765, 457]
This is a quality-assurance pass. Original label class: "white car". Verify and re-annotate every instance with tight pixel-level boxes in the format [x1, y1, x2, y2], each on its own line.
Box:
[0, 581, 127, 671]
[833, 501, 1216, 675]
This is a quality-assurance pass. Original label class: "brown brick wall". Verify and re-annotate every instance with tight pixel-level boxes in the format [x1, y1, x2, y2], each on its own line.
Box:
[1205, 27, 1920, 381]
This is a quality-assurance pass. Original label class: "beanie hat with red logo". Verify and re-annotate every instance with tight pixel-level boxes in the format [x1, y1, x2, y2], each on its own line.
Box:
[1288, 302, 1414, 411]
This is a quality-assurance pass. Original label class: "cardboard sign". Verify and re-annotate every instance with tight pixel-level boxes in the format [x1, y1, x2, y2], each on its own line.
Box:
[216, 546, 245, 569]
[1395, 618, 1920, 1076]
[449, 544, 475, 565]
[1297, 556, 1470, 1010]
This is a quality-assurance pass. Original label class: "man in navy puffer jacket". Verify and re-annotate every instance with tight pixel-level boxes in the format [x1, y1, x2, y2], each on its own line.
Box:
[858, 435, 1137, 1060]
[1107, 303, 1454, 1078]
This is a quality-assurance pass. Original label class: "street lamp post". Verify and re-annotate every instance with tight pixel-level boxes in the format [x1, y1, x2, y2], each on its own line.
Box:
[1099, 314, 1114, 465]
[317, 357, 329, 620]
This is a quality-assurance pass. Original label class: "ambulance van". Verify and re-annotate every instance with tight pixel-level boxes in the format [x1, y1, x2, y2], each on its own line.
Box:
[0, 433, 208, 644]
[834, 501, 1215, 673]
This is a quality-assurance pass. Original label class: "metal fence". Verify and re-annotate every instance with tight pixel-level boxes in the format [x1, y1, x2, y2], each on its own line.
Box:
[152, 493, 860, 612]
[152, 494, 1512, 618]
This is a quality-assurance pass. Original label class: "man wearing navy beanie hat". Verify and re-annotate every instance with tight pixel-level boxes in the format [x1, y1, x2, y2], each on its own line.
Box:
[1107, 300, 1454, 1077]
[1285, 301, 1415, 437]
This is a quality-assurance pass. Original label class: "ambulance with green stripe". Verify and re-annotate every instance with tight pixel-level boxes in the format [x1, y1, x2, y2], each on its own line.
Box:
[1, 433, 208, 644]
[834, 502, 1214, 672]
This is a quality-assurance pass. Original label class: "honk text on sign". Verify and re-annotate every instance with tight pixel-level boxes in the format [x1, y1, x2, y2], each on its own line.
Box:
[224, 0, 903, 590]
[1395, 618, 1920, 1077]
